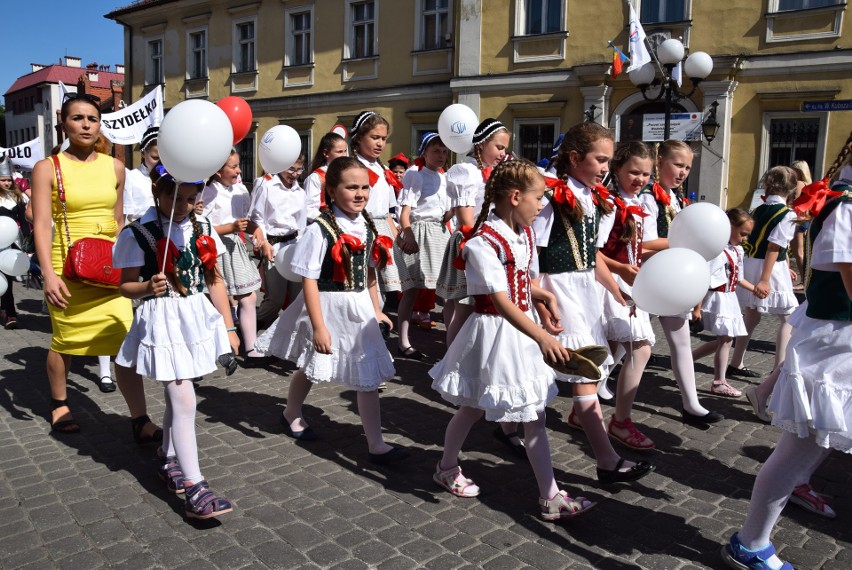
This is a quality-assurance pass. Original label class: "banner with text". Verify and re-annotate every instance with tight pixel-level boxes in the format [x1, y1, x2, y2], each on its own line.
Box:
[100, 85, 163, 145]
[0, 138, 45, 171]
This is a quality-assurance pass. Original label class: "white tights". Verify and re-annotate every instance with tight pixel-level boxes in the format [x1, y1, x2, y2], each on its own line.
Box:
[161, 380, 202, 483]
[660, 316, 708, 416]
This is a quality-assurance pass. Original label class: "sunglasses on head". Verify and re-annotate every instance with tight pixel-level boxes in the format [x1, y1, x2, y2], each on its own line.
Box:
[63, 92, 101, 104]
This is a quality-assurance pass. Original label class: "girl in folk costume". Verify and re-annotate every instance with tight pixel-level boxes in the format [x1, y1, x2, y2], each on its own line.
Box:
[637, 139, 723, 425]
[113, 166, 237, 519]
[535, 124, 654, 478]
[0, 159, 27, 330]
[592, 141, 660, 455]
[255, 157, 407, 464]
[201, 150, 267, 364]
[249, 154, 307, 329]
[305, 132, 348, 220]
[437, 118, 510, 344]
[123, 126, 159, 223]
[350, 111, 402, 294]
[394, 133, 451, 359]
[430, 159, 595, 519]
[691, 209, 757, 399]
[721, 183, 852, 570]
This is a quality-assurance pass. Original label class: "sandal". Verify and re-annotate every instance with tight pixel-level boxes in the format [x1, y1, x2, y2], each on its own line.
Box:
[608, 417, 655, 451]
[50, 398, 80, 434]
[539, 490, 595, 521]
[711, 380, 742, 398]
[789, 483, 836, 519]
[158, 455, 187, 494]
[398, 345, 425, 361]
[131, 415, 163, 446]
[566, 409, 583, 431]
[433, 463, 480, 498]
[493, 427, 527, 460]
[184, 480, 233, 520]
[721, 532, 793, 569]
[98, 376, 117, 393]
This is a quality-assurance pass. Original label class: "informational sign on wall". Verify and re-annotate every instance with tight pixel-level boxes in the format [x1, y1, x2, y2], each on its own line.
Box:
[641, 113, 703, 142]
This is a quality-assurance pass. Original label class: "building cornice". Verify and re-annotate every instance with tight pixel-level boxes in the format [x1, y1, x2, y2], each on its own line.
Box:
[450, 70, 580, 93]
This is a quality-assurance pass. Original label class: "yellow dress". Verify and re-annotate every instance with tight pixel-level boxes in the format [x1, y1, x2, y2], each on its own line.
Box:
[48, 153, 132, 355]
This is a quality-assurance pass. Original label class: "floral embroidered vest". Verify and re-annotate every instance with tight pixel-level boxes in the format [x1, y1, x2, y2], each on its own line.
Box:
[538, 190, 600, 274]
[314, 211, 375, 292]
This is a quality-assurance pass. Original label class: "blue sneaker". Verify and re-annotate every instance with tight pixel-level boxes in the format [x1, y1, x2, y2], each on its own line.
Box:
[721, 533, 793, 569]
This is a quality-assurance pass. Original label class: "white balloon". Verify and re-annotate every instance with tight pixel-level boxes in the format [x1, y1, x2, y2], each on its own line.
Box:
[0, 218, 19, 248]
[437, 104, 479, 154]
[632, 248, 710, 316]
[274, 243, 301, 282]
[0, 249, 30, 277]
[158, 100, 234, 182]
[0, 274, 7, 296]
[259, 125, 302, 175]
[668, 202, 730, 261]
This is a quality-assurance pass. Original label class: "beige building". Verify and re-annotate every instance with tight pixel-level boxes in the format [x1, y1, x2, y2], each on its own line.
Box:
[107, 0, 852, 208]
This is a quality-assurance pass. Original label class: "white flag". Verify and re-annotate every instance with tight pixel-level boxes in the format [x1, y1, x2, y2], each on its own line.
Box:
[672, 61, 683, 87]
[626, 3, 651, 73]
[100, 86, 163, 145]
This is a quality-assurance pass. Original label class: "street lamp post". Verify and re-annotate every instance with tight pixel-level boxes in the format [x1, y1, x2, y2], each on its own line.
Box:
[628, 39, 713, 140]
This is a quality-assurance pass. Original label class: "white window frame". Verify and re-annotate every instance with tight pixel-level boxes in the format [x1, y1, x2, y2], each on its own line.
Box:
[344, 0, 378, 60]
[514, 0, 566, 36]
[774, 0, 841, 10]
[759, 111, 829, 180]
[233, 16, 258, 74]
[285, 6, 314, 67]
[766, 0, 844, 42]
[186, 27, 208, 80]
[145, 36, 164, 86]
[512, 118, 561, 164]
[416, 0, 452, 51]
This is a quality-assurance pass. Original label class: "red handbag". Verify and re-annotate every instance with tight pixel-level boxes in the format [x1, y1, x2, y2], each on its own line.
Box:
[52, 155, 121, 289]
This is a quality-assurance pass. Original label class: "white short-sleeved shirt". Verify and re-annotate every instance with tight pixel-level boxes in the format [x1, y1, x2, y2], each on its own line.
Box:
[811, 200, 852, 271]
[463, 214, 539, 296]
[303, 168, 325, 221]
[357, 155, 397, 219]
[637, 186, 682, 231]
[123, 166, 155, 220]
[446, 159, 486, 215]
[533, 175, 597, 247]
[113, 207, 225, 269]
[290, 205, 371, 280]
[762, 195, 798, 248]
[201, 180, 252, 226]
[248, 174, 307, 238]
[596, 187, 656, 248]
[399, 167, 449, 223]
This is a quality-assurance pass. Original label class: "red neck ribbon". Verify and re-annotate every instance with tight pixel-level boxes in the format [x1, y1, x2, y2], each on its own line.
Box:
[614, 196, 649, 224]
[792, 177, 842, 218]
[195, 235, 218, 270]
[372, 235, 394, 266]
[156, 238, 180, 274]
[544, 177, 576, 209]
[385, 168, 403, 190]
[591, 184, 611, 206]
[481, 167, 493, 182]
[652, 182, 671, 206]
[331, 234, 366, 283]
[452, 225, 478, 270]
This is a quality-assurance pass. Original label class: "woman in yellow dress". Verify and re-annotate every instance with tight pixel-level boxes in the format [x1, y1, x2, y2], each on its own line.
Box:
[31, 93, 161, 440]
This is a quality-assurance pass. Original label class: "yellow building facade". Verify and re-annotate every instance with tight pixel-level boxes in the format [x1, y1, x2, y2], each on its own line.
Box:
[107, 0, 852, 208]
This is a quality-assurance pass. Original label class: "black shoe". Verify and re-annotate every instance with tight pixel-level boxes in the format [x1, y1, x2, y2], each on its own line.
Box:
[368, 446, 410, 465]
[241, 355, 271, 368]
[98, 376, 117, 393]
[597, 458, 655, 484]
[280, 414, 317, 441]
[726, 365, 761, 378]
[398, 346, 425, 361]
[493, 426, 528, 460]
[681, 408, 724, 426]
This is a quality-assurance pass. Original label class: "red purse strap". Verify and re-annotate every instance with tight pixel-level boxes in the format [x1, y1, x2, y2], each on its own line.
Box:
[51, 154, 73, 258]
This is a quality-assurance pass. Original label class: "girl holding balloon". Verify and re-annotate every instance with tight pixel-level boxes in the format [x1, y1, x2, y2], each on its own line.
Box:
[0, 159, 28, 329]
[305, 132, 349, 219]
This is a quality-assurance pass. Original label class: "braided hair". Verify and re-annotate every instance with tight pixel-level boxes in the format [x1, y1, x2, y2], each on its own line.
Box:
[825, 130, 852, 183]
[470, 119, 509, 171]
[552, 122, 614, 224]
[350, 111, 391, 169]
[610, 141, 655, 243]
[472, 159, 543, 233]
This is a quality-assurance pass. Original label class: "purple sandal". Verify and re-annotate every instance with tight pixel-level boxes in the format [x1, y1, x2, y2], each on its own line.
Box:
[185, 480, 233, 520]
[158, 456, 187, 494]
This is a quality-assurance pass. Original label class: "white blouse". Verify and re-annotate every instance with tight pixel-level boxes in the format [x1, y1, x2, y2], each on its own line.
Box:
[290, 205, 371, 280]
[303, 167, 325, 222]
[446, 158, 486, 215]
[248, 174, 307, 238]
[811, 200, 852, 271]
[200, 180, 252, 226]
[357, 155, 397, 219]
[399, 167, 449, 223]
[533, 175, 597, 247]
[763, 194, 798, 248]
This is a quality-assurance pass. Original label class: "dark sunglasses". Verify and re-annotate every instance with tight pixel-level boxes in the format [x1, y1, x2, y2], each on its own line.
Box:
[63, 92, 101, 104]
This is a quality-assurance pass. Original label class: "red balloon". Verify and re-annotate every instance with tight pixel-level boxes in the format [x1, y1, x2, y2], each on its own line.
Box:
[216, 96, 253, 145]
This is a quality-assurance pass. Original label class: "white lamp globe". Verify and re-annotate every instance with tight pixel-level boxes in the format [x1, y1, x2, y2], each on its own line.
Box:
[684, 51, 714, 80]
[629, 63, 656, 87]
[657, 38, 685, 66]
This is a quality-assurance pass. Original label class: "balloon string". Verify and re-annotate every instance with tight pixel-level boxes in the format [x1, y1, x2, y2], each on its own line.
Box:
[160, 179, 179, 275]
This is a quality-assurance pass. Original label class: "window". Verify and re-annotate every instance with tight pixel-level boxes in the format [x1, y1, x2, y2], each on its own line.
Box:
[422, 0, 450, 49]
[237, 135, 255, 182]
[147, 38, 163, 85]
[522, 0, 563, 35]
[290, 10, 312, 66]
[640, 0, 687, 23]
[188, 29, 207, 79]
[235, 20, 256, 73]
[351, 1, 376, 58]
[777, 0, 838, 10]
[767, 118, 820, 174]
[515, 120, 558, 164]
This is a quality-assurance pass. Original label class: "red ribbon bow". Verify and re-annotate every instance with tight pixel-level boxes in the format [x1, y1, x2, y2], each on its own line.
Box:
[156, 238, 180, 274]
[331, 234, 366, 283]
[195, 235, 218, 270]
[481, 167, 493, 182]
[592, 184, 611, 206]
[652, 182, 671, 206]
[792, 177, 842, 218]
[614, 197, 649, 224]
[451, 225, 477, 270]
[544, 177, 576, 209]
[372, 235, 394, 266]
[384, 168, 403, 190]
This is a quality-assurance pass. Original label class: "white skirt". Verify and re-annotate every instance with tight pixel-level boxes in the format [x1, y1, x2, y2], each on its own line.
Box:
[429, 311, 558, 422]
[701, 290, 747, 337]
[769, 303, 852, 453]
[116, 293, 231, 381]
[371, 216, 402, 293]
[255, 288, 395, 390]
[396, 220, 451, 291]
[540, 270, 613, 383]
[602, 276, 655, 344]
[219, 233, 262, 296]
[737, 257, 798, 315]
